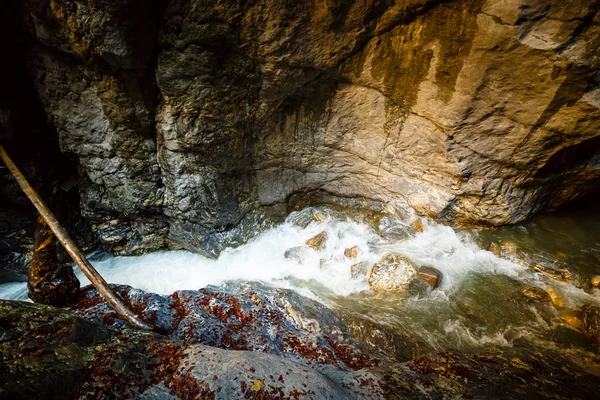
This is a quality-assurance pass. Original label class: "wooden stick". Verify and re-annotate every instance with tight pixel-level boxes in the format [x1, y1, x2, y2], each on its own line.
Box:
[0, 144, 155, 330]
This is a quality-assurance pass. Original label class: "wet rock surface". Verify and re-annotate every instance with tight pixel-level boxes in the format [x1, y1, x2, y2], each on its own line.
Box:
[305, 231, 328, 251]
[27, 216, 79, 306]
[69, 284, 381, 370]
[416, 266, 442, 289]
[0, 300, 383, 399]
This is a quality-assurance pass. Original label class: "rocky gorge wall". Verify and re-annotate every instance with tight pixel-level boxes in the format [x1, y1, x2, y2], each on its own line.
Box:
[4, 0, 600, 258]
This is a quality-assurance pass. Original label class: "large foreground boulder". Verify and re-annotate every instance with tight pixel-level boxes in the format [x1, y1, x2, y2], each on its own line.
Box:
[3, 296, 600, 399]
[0, 300, 383, 399]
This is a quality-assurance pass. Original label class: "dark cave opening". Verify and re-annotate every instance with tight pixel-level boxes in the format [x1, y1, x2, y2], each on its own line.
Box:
[0, 1, 94, 281]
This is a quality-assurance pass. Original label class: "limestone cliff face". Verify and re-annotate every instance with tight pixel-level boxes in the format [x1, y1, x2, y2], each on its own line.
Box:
[18, 0, 600, 255]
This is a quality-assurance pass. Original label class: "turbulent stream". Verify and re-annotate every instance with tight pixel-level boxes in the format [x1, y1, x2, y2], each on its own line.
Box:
[2, 202, 600, 359]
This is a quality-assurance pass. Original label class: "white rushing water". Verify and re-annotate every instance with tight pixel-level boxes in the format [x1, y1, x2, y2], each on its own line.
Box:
[0, 209, 523, 302]
[5, 208, 600, 352]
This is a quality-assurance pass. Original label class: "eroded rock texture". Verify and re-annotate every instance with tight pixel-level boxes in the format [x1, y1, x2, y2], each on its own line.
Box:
[16, 0, 600, 255]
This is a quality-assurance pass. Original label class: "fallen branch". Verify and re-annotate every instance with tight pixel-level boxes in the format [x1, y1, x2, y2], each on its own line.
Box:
[0, 144, 155, 331]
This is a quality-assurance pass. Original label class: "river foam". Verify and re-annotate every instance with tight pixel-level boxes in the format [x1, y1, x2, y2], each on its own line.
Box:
[0, 209, 524, 302]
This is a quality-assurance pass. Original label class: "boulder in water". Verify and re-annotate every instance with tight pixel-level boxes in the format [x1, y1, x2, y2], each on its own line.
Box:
[283, 246, 307, 262]
[378, 217, 413, 241]
[368, 254, 417, 293]
[344, 245, 359, 259]
[28, 216, 79, 306]
[306, 231, 328, 250]
[416, 266, 442, 289]
[288, 207, 330, 228]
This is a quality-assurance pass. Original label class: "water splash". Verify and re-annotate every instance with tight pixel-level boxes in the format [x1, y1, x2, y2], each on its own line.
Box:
[2, 208, 598, 353]
[0, 210, 527, 301]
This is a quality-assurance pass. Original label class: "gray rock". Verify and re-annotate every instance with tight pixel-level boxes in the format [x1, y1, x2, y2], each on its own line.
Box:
[350, 261, 371, 279]
[378, 217, 414, 241]
[284, 246, 308, 262]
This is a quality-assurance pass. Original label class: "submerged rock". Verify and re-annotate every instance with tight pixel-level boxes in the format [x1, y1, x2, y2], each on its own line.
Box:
[546, 286, 565, 308]
[500, 241, 519, 256]
[488, 242, 502, 257]
[338, 310, 433, 362]
[350, 261, 371, 279]
[306, 231, 328, 251]
[283, 246, 308, 262]
[521, 287, 552, 302]
[368, 254, 418, 293]
[531, 264, 573, 282]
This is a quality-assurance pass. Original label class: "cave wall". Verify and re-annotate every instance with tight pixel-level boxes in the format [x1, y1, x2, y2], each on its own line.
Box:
[10, 0, 600, 257]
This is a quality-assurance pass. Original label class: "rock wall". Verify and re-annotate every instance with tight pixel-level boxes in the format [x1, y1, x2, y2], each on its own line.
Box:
[15, 0, 600, 256]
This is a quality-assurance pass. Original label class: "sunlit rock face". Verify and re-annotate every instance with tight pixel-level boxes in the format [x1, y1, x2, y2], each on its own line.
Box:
[21, 0, 600, 255]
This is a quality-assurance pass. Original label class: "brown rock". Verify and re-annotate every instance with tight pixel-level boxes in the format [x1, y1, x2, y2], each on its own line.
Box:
[306, 232, 328, 251]
[411, 219, 424, 233]
[531, 264, 572, 282]
[416, 266, 442, 289]
[582, 304, 600, 345]
[521, 287, 552, 302]
[562, 313, 583, 330]
[368, 254, 417, 293]
[28, 216, 79, 306]
[344, 246, 359, 259]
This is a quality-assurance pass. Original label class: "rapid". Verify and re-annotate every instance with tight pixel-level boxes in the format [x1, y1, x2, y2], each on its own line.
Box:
[2, 202, 600, 356]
